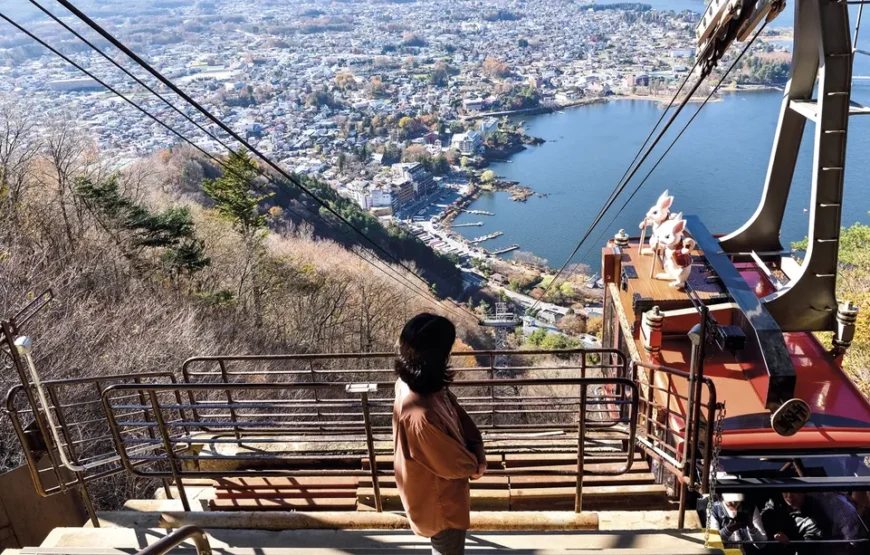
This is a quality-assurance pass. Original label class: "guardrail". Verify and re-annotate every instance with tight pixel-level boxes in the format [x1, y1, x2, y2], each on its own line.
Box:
[631, 361, 719, 528]
[4, 372, 181, 523]
[135, 526, 212, 555]
[632, 361, 718, 491]
[3, 345, 633, 520]
[101, 374, 638, 513]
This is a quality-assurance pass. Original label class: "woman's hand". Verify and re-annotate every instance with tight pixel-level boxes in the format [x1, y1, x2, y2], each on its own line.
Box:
[471, 460, 487, 480]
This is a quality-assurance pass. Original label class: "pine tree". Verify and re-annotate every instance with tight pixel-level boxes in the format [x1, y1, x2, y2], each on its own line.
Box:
[202, 149, 274, 326]
[75, 175, 210, 282]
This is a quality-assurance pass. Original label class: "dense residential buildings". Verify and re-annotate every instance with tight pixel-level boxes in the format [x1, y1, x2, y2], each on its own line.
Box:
[0, 0, 783, 215]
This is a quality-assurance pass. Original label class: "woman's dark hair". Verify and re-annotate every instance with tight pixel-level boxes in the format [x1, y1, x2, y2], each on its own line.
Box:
[394, 313, 456, 395]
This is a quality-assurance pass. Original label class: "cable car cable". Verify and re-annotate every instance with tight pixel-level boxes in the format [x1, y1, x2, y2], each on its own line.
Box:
[18, 3, 470, 321]
[527, 67, 710, 313]
[0, 12, 473, 324]
[568, 21, 771, 278]
[51, 0, 466, 311]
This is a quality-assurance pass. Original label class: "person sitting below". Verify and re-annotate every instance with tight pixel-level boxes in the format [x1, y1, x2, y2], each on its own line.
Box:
[849, 491, 870, 529]
[392, 313, 487, 555]
[811, 492, 868, 553]
[711, 492, 767, 551]
[761, 492, 829, 554]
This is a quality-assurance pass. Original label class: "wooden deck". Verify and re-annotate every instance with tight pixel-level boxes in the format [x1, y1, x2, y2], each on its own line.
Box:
[613, 240, 727, 322]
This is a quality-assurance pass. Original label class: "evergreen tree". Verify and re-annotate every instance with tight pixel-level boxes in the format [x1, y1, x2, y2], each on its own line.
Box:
[202, 149, 274, 326]
[75, 175, 210, 281]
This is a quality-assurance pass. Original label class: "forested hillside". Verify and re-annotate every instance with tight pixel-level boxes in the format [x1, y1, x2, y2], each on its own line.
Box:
[0, 101, 483, 501]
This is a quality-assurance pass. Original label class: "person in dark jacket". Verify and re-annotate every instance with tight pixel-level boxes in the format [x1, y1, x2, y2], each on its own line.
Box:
[761, 492, 829, 554]
[711, 492, 767, 551]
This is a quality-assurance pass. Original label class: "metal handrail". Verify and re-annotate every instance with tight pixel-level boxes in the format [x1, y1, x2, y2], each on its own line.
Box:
[135, 526, 212, 555]
[101, 376, 639, 513]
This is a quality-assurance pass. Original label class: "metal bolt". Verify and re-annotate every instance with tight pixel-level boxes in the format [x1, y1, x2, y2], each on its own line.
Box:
[614, 229, 630, 248]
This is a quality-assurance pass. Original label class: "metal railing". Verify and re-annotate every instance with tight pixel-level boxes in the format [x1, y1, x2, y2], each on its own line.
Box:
[135, 526, 212, 555]
[101, 372, 638, 513]
[632, 361, 718, 493]
[4, 372, 182, 522]
[4, 342, 633, 519]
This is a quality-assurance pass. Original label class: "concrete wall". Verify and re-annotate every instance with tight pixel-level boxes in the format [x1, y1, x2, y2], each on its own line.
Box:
[0, 460, 87, 550]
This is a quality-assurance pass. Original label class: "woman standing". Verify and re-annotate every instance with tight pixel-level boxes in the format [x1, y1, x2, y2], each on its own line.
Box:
[392, 313, 487, 555]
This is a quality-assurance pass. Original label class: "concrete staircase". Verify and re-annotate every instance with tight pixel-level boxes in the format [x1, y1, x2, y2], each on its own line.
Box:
[22, 521, 723, 554]
[196, 453, 670, 513]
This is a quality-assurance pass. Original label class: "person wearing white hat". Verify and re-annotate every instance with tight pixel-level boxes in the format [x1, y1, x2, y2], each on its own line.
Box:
[711, 492, 768, 550]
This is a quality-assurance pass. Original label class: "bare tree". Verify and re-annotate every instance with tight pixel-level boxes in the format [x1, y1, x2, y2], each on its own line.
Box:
[36, 116, 100, 249]
[0, 96, 41, 221]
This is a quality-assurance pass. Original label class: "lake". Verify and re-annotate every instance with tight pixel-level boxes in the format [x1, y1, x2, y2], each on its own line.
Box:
[451, 85, 870, 269]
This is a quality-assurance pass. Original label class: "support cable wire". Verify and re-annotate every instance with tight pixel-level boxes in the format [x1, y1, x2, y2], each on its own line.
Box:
[527, 65, 710, 312]
[0, 12, 472, 324]
[568, 20, 771, 272]
[51, 0, 471, 317]
[16, 4, 466, 321]
[28, 0, 237, 154]
[598, 54, 706, 226]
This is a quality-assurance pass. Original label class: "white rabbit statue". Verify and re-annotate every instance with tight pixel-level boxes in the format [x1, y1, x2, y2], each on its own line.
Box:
[653, 213, 695, 288]
[639, 190, 674, 255]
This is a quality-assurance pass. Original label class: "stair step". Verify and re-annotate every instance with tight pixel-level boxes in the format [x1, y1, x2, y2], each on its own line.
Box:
[511, 484, 670, 511]
[91, 511, 603, 531]
[37, 527, 716, 553]
[502, 453, 643, 469]
[357, 487, 510, 511]
[208, 498, 358, 511]
[214, 477, 360, 489]
[217, 489, 359, 500]
[361, 454, 502, 471]
[509, 473, 655, 487]
[358, 476, 509, 489]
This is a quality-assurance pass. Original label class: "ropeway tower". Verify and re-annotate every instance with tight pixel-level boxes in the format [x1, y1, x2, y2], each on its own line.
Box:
[480, 302, 520, 371]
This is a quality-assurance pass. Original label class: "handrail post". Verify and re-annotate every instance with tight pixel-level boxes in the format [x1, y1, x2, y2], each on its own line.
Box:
[135, 376, 173, 500]
[149, 391, 191, 512]
[45, 385, 99, 527]
[688, 309, 708, 491]
[218, 360, 241, 442]
[349, 384, 381, 512]
[575, 383, 587, 513]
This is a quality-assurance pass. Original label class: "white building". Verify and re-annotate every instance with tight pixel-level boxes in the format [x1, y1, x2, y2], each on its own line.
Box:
[451, 131, 482, 156]
[370, 185, 393, 208]
[340, 180, 372, 210]
[479, 118, 498, 140]
[49, 78, 103, 92]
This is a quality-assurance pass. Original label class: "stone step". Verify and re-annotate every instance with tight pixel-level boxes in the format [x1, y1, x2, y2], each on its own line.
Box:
[214, 477, 360, 489]
[37, 527, 719, 554]
[355, 483, 669, 512]
[511, 484, 670, 511]
[208, 498, 357, 511]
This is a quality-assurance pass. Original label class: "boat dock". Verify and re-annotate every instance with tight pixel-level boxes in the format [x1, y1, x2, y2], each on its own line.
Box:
[452, 222, 484, 227]
[491, 244, 520, 255]
[471, 231, 504, 244]
[462, 209, 495, 216]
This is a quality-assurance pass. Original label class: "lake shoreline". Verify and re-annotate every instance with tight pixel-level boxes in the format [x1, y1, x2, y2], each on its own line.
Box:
[452, 88, 843, 269]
